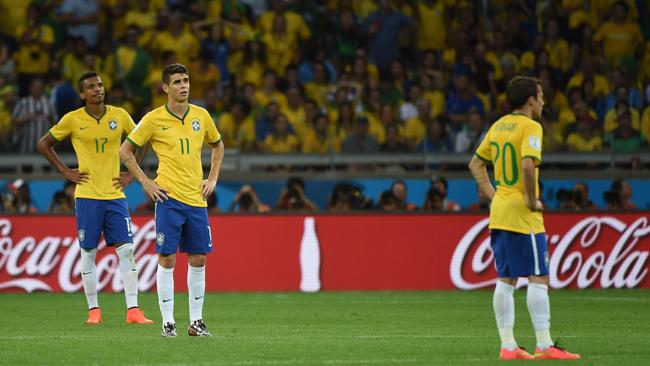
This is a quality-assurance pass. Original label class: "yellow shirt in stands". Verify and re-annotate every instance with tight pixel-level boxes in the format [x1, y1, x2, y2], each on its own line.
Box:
[302, 130, 341, 153]
[256, 11, 310, 40]
[475, 113, 545, 234]
[546, 38, 570, 72]
[594, 21, 643, 62]
[566, 73, 610, 96]
[417, 0, 446, 50]
[127, 104, 221, 207]
[404, 116, 427, 146]
[217, 113, 256, 149]
[14, 24, 54, 74]
[603, 107, 640, 133]
[150, 29, 199, 66]
[262, 133, 299, 153]
[49, 106, 135, 200]
[565, 132, 603, 152]
[256, 90, 288, 110]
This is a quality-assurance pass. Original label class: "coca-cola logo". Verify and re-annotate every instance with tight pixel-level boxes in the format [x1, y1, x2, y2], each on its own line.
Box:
[0, 218, 159, 293]
[450, 216, 650, 289]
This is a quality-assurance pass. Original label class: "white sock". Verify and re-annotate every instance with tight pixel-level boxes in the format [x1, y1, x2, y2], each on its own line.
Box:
[116, 243, 138, 309]
[493, 281, 517, 351]
[188, 265, 206, 322]
[157, 264, 175, 324]
[80, 248, 99, 309]
[527, 283, 553, 350]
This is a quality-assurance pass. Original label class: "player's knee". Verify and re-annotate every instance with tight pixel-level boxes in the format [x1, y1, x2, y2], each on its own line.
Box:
[188, 254, 206, 267]
[158, 254, 176, 268]
[528, 275, 549, 285]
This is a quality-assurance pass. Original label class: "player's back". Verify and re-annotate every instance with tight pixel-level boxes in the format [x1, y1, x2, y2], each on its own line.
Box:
[476, 113, 544, 234]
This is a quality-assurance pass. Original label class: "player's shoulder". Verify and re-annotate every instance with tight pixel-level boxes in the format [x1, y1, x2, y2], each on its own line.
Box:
[105, 105, 131, 117]
[140, 105, 166, 122]
[189, 103, 210, 116]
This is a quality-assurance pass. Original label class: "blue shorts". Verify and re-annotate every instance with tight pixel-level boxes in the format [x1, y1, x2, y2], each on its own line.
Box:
[490, 229, 549, 278]
[154, 197, 213, 255]
[75, 198, 133, 249]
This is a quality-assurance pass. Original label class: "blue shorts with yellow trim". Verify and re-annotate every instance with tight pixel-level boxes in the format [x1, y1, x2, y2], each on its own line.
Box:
[154, 197, 213, 255]
[490, 229, 549, 278]
[75, 198, 133, 249]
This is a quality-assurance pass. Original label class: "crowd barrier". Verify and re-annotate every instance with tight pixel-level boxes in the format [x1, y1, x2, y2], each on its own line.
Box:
[0, 213, 648, 293]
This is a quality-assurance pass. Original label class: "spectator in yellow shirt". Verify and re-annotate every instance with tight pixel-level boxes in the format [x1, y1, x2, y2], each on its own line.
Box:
[261, 113, 299, 153]
[256, 0, 311, 41]
[218, 101, 256, 151]
[303, 113, 340, 154]
[150, 12, 199, 66]
[593, 1, 642, 66]
[189, 49, 220, 105]
[236, 40, 266, 87]
[262, 15, 297, 76]
[545, 19, 570, 72]
[15, 4, 54, 95]
[255, 71, 288, 110]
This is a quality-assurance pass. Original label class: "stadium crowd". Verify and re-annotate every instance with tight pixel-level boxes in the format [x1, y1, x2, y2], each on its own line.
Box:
[0, 0, 649, 157]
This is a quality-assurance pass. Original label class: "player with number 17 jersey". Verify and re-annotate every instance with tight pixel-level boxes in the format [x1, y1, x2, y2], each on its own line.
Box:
[474, 113, 544, 235]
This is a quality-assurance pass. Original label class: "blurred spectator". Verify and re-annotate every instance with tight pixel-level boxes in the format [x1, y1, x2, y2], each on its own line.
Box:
[15, 4, 53, 96]
[375, 190, 399, 211]
[404, 98, 432, 148]
[150, 12, 199, 67]
[611, 178, 636, 209]
[49, 180, 75, 213]
[605, 106, 647, 153]
[593, 1, 643, 67]
[430, 176, 460, 212]
[416, 119, 453, 153]
[2, 179, 37, 213]
[276, 176, 317, 211]
[573, 182, 598, 211]
[57, 0, 100, 47]
[390, 179, 416, 211]
[445, 73, 484, 131]
[327, 182, 372, 211]
[454, 110, 486, 153]
[556, 188, 577, 210]
[380, 123, 408, 153]
[565, 107, 602, 152]
[229, 184, 270, 213]
[218, 101, 256, 151]
[302, 113, 341, 154]
[603, 189, 622, 210]
[365, 0, 415, 70]
[12, 78, 56, 154]
[341, 117, 379, 153]
[261, 113, 299, 154]
[421, 187, 444, 211]
[468, 184, 490, 211]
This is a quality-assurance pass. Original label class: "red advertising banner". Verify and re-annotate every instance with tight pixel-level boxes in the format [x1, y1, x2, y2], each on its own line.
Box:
[0, 213, 648, 293]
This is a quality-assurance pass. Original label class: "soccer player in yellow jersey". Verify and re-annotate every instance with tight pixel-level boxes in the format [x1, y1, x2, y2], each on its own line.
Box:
[468, 76, 580, 361]
[37, 72, 153, 325]
[120, 63, 224, 337]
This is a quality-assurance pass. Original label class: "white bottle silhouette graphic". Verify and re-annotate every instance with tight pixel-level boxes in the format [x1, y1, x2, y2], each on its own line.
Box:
[299, 217, 321, 292]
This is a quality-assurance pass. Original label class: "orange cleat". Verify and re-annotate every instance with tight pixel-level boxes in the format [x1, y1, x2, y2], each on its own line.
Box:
[500, 347, 535, 360]
[86, 308, 102, 324]
[126, 307, 154, 324]
[535, 345, 580, 360]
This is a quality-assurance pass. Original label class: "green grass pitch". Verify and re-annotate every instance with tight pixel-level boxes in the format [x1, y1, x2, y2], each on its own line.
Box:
[1, 290, 648, 365]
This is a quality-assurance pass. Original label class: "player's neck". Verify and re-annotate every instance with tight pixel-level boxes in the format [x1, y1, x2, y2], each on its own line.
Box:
[167, 101, 188, 117]
[511, 108, 532, 119]
[85, 103, 106, 119]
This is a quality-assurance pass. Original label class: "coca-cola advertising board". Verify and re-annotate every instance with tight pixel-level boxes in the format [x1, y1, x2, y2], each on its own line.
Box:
[0, 213, 648, 293]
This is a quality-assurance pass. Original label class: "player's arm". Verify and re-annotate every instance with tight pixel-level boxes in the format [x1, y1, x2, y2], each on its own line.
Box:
[113, 143, 150, 190]
[36, 133, 89, 183]
[119, 140, 168, 202]
[201, 140, 225, 198]
[468, 155, 495, 201]
[522, 157, 542, 211]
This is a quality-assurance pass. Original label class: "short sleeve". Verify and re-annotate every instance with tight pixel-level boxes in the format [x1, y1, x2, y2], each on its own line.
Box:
[204, 110, 221, 145]
[474, 130, 492, 163]
[121, 108, 137, 135]
[49, 113, 73, 142]
[127, 115, 152, 147]
[521, 122, 543, 162]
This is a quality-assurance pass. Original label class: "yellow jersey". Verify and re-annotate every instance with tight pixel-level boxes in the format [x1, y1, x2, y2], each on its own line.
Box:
[475, 113, 545, 234]
[49, 106, 136, 200]
[127, 104, 221, 207]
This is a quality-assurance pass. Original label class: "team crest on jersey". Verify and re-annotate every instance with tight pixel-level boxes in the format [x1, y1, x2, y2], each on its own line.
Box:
[78, 230, 85, 242]
[156, 232, 165, 246]
[108, 120, 118, 130]
[191, 119, 201, 131]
